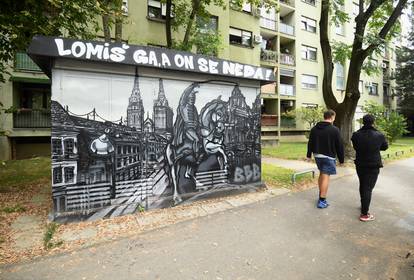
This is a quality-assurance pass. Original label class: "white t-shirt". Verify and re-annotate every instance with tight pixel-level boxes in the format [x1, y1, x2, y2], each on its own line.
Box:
[313, 153, 336, 161]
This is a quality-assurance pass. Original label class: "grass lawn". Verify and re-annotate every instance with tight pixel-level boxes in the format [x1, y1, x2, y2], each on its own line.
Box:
[394, 137, 414, 145]
[0, 157, 51, 192]
[262, 142, 307, 160]
[262, 137, 414, 161]
[381, 137, 414, 160]
[262, 163, 313, 188]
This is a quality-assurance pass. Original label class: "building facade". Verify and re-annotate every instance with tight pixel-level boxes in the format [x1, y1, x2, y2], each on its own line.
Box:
[127, 74, 145, 130]
[0, 0, 399, 159]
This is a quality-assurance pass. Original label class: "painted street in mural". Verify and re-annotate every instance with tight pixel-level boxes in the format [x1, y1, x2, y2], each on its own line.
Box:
[51, 70, 261, 220]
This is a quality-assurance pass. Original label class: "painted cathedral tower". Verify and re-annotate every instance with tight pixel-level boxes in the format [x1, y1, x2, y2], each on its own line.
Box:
[127, 74, 144, 131]
[153, 78, 174, 134]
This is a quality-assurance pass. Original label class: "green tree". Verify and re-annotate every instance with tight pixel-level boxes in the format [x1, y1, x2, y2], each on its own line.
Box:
[163, 0, 277, 55]
[295, 106, 325, 130]
[0, 0, 102, 82]
[319, 0, 409, 155]
[361, 101, 408, 143]
[99, 0, 125, 42]
[396, 4, 414, 133]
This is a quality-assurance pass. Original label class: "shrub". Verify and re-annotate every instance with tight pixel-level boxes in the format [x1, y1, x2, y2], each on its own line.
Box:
[361, 101, 408, 143]
[296, 106, 325, 130]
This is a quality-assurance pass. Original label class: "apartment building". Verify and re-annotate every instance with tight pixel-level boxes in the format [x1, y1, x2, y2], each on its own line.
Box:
[259, 0, 398, 144]
[0, 0, 398, 159]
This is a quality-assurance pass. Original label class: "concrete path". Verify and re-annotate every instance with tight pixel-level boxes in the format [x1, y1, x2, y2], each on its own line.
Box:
[2, 158, 414, 280]
[262, 157, 355, 177]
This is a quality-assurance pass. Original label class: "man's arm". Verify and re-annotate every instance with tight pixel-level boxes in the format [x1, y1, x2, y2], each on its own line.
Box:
[306, 129, 313, 159]
[335, 129, 345, 164]
[380, 134, 389, 151]
[351, 133, 357, 151]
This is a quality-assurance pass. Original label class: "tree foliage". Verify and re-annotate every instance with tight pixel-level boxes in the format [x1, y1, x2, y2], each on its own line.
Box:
[295, 106, 325, 129]
[99, 0, 125, 42]
[361, 101, 408, 143]
[396, 3, 414, 133]
[0, 0, 102, 82]
[163, 0, 277, 55]
[319, 0, 409, 155]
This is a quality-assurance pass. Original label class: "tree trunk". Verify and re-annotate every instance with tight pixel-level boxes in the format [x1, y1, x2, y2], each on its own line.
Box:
[115, 17, 122, 42]
[319, 0, 407, 159]
[114, 0, 123, 43]
[166, 0, 172, 48]
[102, 14, 111, 42]
[319, 0, 338, 110]
[182, 0, 201, 50]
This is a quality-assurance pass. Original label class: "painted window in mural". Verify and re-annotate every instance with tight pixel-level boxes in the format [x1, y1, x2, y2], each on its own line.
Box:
[51, 69, 261, 219]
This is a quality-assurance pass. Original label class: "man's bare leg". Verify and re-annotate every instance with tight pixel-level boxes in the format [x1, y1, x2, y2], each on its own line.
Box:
[318, 173, 330, 198]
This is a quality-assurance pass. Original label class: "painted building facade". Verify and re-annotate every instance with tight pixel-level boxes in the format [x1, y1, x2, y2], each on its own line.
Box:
[27, 36, 269, 220]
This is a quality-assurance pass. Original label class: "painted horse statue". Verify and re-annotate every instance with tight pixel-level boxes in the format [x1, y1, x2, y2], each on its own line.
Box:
[165, 83, 200, 204]
[198, 97, 229, 170]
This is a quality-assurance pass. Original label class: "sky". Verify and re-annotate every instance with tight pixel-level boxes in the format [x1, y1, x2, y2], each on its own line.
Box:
[51, 69, 259, 123]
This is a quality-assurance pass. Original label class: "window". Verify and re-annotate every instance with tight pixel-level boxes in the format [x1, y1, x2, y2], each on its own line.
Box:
[302, 74, 318, 89]
[229, 27, 252, 47]
[241, 2, 252, 12]
[197, 16, 218, 33]
[122, 0, 128, 14]
[301, 16, 316, 33]
[64, 138, 75, 155]
[369, 83, 379, 95]
[302, 103, 318, 108]
[53, 167, 63, 184]
[52, 138, 62, 155]
[353, 2, 359, 16]
[301, 45, 317, 61]
[302, 0, 316, 5]
[147, 0, 173, 20]
[359, 80, 363, 93]
[336, 63, 345, 90]
[230, 1, 252, 12]
[64, 167, 75, 184]
[369, 58, 378, 67]
[336, 24, 345, 36]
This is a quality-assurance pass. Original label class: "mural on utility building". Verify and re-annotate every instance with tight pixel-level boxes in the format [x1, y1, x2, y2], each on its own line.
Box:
[51, 70, 261, 220]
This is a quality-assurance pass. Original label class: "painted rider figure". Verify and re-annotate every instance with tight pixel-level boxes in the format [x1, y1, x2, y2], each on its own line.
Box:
[173, 83, 200, 178]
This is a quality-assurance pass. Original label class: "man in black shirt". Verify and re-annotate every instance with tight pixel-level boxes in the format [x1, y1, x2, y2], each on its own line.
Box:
[307, 110, 345, 209]
[351, 114, 388, 222]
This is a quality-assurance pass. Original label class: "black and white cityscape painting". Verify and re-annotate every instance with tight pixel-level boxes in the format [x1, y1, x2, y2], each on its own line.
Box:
[51, 69, 262, 220]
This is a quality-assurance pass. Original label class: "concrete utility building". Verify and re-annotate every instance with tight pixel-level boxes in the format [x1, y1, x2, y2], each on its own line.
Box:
[0, 0, 398, 160]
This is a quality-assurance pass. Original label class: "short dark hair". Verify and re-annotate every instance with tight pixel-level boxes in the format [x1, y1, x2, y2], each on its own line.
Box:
[324, 109, 336, 120]
[362, 114, 375, 126]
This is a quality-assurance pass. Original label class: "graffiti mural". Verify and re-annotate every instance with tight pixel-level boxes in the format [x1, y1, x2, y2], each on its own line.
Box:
[51, 69, 261, 220]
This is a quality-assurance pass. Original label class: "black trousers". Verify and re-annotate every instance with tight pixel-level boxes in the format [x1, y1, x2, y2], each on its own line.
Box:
[356, 167, 380, 215]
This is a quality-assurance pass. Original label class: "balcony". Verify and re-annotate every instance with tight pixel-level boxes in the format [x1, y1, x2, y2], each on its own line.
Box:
[261, 114, 278, 126]
[260, 17, 277, 31]
[280, 0, 295, 7]
[14, 52, 42, 72]
[261, 83, 277, 98]
[13, 109, 51, 128]
[383, 70, 391, 81]
[280, 53, 295, 66]
[260, 49, 278, 63]
[279, 22, 295, 36]
[281, 117, 296, 128]
[280, 84, 295, 96]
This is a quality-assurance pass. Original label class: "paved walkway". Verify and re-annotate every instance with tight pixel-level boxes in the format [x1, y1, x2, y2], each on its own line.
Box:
[262, 157, 355, 177]
[2, 158, 413, 280]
